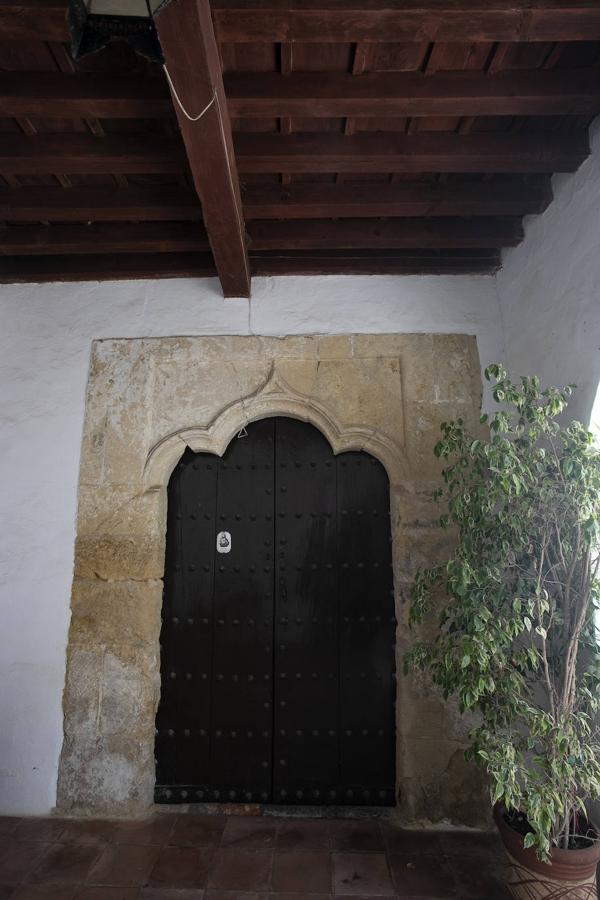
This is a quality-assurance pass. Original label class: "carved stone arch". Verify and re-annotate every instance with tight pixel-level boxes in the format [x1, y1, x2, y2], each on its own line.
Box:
[143, 384, 409, 493]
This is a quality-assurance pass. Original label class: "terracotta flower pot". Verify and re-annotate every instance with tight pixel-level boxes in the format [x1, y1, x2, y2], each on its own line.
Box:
[494, 803, 600, 899]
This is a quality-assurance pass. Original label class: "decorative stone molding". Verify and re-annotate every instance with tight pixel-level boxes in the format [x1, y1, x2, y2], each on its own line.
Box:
[57, 333, 487, 822]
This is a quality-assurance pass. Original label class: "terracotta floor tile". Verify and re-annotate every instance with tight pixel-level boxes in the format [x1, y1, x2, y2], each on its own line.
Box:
[110, 817, 177, 847]
[221, 820, 277, 850]
[169, 815, 227, 847]
[0, 818, 21, 838]
[439, 831, 503, 859]
[88, 844, 161, 887]
[271, 852, 332, 894]
[13, 820, 68, 843]
[74, 889, 141, 900]
[0, 842, 53, 885]
[276, 821, 331, 851]
[380, 825, 443, 857]
[388, 852, 456, 897]
[146, 847, 214, 890]
[141, 890, 204, 900]
[205, 893, 268, 900]
[9, 886, 78, 899]
[330, 824, 384, 854]
[208, 850, 273, 892]
[269, 894, 332, 900]
[332, 854, 393, 896]
[446, 855, 510, 900]
[28, 843, 101, 885]
[61, 820, 118, 846]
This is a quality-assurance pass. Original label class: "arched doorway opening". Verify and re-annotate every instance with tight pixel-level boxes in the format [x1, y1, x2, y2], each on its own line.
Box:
[155, 416, 396, 806]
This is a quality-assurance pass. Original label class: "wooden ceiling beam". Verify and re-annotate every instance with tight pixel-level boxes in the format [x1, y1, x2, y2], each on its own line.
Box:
[0, 222, 210, 255]
[234, 132, 589, 174]
[1, 179, 551, 222]
[0, 249, 501, 282]
[0, 0, 68, 42]
[0, 132, 587, 176]
[0, 73, 173, 119]
[226, 69, 600, 118]
[0, 134, 187, 175]
[242, 180, 551, 218]
[0, 186, 202, 222]
[0, 216, 521, 254]
[154, 0, 250, 298]
[211, 2, 600, 43]
[245, 217, 523, 249]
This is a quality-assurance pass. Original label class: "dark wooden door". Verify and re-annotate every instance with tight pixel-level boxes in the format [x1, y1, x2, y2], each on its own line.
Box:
[155, 417, 396, 805]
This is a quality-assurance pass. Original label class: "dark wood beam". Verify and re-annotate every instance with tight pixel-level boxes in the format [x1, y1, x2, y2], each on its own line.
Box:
[246, 217, 523, 249]
[0, 0, 68, 42]
[0, 186, 202, 222]
[0, 249, 500, 282]
[251, 249, 501, 276]
[0, 178, 551, 222]
[0, 216, 521, 254]
[211, 1, 600, 43]
[0, 73, 172, 119]
[0, 253, 217, 282]
[0, 132, 588, 177]
[0, 222, 209, 254]
[0, 135, 187, 175]
[154, 0, 250, 298]
[242, 179, 552, 218]
[226, 69, 600, 118]
[234, 132, 589, 174]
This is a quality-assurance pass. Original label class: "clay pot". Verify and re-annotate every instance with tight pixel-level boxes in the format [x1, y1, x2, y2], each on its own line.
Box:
[494, 803, 600, 899]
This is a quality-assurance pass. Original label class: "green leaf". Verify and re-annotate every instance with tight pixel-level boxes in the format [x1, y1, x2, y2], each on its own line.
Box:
[461, 654, 471, 669]
[523, 833, 536, 849]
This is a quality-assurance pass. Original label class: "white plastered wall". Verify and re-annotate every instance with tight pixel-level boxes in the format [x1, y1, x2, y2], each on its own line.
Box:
[0, 274, 504, 814]
[496, 117, 600, 428]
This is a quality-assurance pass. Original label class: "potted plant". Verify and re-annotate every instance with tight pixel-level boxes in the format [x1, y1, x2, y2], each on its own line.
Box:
[406, 365, 600, 899]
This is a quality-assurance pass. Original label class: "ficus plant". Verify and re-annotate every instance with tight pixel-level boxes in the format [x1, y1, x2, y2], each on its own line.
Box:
[406, 364, 600, 859]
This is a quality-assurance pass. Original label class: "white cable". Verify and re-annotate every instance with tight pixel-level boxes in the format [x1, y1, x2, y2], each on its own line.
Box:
[163, 65, 216, 122]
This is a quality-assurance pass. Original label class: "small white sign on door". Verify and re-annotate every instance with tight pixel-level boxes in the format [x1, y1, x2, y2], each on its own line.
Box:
[217, 531, 232, 554]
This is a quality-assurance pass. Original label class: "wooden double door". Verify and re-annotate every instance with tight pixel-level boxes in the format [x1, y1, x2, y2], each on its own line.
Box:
[155, 417, 396, 805]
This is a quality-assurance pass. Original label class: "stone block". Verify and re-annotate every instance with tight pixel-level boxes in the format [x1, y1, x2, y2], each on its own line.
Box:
[69, 579, 162, 649]
[74, 534, 165, 581]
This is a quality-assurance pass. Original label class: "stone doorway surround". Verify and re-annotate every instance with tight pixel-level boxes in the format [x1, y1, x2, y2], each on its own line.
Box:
[57, 333, 487, 823]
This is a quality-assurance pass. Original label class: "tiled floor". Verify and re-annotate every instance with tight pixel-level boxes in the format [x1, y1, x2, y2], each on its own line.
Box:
[0, 811, 513, 899]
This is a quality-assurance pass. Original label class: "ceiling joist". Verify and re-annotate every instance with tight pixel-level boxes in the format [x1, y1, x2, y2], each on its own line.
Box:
[226, 70, 600, 119]
[0, 217, 522, 255]
[211, 1, 600, 43]
[0, 179, 551, 222]
[233, 132, 589, 174]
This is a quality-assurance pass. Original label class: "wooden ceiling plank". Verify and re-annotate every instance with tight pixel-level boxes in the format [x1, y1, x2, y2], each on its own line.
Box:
[233, 131, 589, 173]
[245, 216, 523, 249]
[1, 185, 202, 221]
[241, 179, 552, 218]
[0, 215, 521, 255]
[0, 221, 209, 254]
[0, 72, 173, 119]
[0, 178, 550, 221]
[0, 131, 588, 176]
[0, 0, 68, 42]
[154, 0, 250, 298]
[0, 249, 501, 282]
[225, 69, 600, 118]
[211, 3, 600, 44]
[0, 134, 187, 175]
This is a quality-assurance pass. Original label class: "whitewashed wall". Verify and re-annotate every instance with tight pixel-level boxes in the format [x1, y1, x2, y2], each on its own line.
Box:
[496, 118, 600, 427]
[0, 274, 504, 814]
